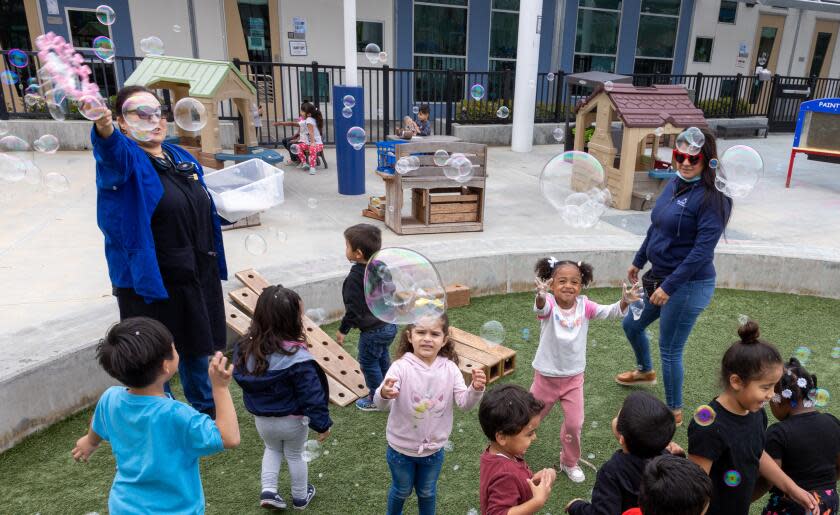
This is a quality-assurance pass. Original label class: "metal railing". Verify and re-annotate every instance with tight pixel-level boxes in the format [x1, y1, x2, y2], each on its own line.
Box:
[3, 50, 838, 146]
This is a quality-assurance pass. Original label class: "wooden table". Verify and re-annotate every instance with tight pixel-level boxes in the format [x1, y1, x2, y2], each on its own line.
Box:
[386, 135, 463, 143]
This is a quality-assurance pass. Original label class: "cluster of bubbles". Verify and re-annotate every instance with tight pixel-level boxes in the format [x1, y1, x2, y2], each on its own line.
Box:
[539, 151, 612, 228]
[442, 153, 475, 183]
[395, 155, 420, 175]
[0, 133, 70, 191]
[470, 84, 485, 101]
[363, 248, 446, 325]
[714, 145, 763, 198]
[363, 43, 387, 65]
[693, 404, 716, 427]
[341, 94, 356, 119]
[480, 321, 505, 346]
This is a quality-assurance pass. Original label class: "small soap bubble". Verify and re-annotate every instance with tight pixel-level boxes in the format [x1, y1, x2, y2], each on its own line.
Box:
[412, 105, 420, 115]
[620, 218, 628, 228]
[8, 49, 29, 68]
[480, 321, 505, 346]
[693, 405, 716, 426]
[587, 453, 596, 460]
[307, 198, 318, 209]
[546, 73, 555, 82]
[645, 193, 652, 201]
[43, 172, 70, 193]
[709, 158, 719, 169]
[47, 100, 67, 122]
[654, 127, 664, 136]
[0, 153, 27, 182]
[433, 149, 449, 167]
[244, 234, 267, 255]
[0, 70, 19, 85]
[810, 388, 830, 408]
[378, 51, 388, 64]
[93, 36, 115, 62]
[831, 346, 840, 360]
[675, 127, 705, 156]
[140, 36, 165, 56]
[444, 440, 454, 452]
[521, 328, 530, 341]
[96, 5, 116, 25]
[715, 145, 763, 198]
[528, 80, 535, 88]
[290, 143, 300, 155]
[342, 106, 353, 118]
[604, 80, 614, 92]
[793, 346, 811, 365]
[496, 106, 510, 119]
[342, 95, 356, 109]
[301, 416, 310, 426]
[318, 473, 323, 478]
[443, 154, 474, 183]
[173, 24, 182, 33]
[364, 43, 381, 64]
[305, 308, 326, 326]
[590, 421, 599, 429]
[468, 509, 479, 515]
[33, 134, 59, 154]
[452, 464, 460, 471]
[302, 440, 321, 462]
[346, 126, 366, 150]
[322, 449, 329, 455]
[552, 127, 564, 143]
[724, 470, 742, 487]
[0, 135, 29, 152]
[469, 83, 485, 101]
[275, 230, 287, 242]
[174, 97, 207, 132]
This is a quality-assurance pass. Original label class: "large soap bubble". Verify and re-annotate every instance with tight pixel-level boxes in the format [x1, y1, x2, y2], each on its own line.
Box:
[122, 95, 161, 131]
[140, 36, 165, 56]
[347, 126, 366, 150]
[443, 153, 474, 183]
[33, 134, 59, 154]
[0, 153, 27, 182]
[540, 151, 611, 228]
[715, 145, 763, 198]
[78, 95, 108, 121]
[676, 127, 705, 156]
[364, 43, 381, 65]
[480, 321, 505, 346]
[96, 5, 116, 25]
[93, 36, 115, 63]
[173, 97, 207, 132]
[0, 135, 29, 152]
[433, 149, 449, 167]
[364, 248, 447, 325]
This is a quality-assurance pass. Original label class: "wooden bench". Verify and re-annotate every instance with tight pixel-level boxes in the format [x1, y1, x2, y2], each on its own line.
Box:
[380, 142, 487, 235]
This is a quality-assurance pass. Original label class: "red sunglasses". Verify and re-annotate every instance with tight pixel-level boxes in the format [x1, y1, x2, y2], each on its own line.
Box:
[673, 149, 703, 165]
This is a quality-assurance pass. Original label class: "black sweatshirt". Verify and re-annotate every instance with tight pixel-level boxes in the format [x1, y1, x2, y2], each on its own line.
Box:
[339, 262, 387, 335]
[567, 450, 653, 515]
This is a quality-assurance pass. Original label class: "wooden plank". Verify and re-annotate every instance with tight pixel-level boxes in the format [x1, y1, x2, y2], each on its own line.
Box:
[449, 327, 517, 376]
[229, 287, 258, 314]
[326, 375, 359, 407]
[236, 269, 272, 293]
[302, 317, 371, 399]
[362, 208, 384, 221]
[429, 193, 480, 203]
[456, 355, 492, 387]
[221, 214, 262, 232]
[224, 302, 251, 337]
[394, 141, 488, 157]
[430, 203, 478, 214]
[454, 342, 503, 383]
[430, 212, 479, 224]
[397, 219, 484, 235]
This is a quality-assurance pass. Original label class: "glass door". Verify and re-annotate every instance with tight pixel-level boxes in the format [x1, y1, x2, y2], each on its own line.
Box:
[807, 20, 838, 78]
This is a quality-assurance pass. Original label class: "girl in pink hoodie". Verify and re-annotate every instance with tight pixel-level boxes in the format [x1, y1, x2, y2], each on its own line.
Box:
[374, 313, 486, 515]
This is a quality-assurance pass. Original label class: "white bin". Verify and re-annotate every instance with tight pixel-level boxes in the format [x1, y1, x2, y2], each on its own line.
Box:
[204, 158, 284, 222]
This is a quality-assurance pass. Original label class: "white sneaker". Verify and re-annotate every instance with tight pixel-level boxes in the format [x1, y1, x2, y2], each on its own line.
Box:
[308, 166, 316, 175]
[560, 464, 586, 483]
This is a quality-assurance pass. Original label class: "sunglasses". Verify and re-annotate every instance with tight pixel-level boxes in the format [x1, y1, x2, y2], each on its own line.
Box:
[672, 149, 703, 165]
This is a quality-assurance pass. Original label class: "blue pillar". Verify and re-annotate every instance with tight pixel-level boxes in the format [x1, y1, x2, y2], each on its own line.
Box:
[538, 0, 557, 72]
[673, 0, 696, 74]
[333, 85, 365, 195]
[467, 1, 491, 72]
[616, 0, 641, 75]
[561, 0, 577, 72]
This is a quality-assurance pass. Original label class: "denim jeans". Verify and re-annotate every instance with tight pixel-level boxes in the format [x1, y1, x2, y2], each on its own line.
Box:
[622, 277, 716, 410]
[358, 324, 397, 397]
[386, 446, 445, 515]
[164, 354, 215, 415]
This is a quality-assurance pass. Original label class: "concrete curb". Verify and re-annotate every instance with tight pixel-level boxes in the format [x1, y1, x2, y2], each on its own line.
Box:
[2, 239, 839, 452]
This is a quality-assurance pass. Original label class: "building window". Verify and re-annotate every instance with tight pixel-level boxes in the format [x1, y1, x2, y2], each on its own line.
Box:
[574, 0, 622, 73]
[489, 0, 518, 72]
[634, 0, 680, 74]
[718, 1, 737, 24]
[67, 9, 110, 49]
[357, 21, 383, 53]
[808, 32, 832, 77]
[693, 37, 714, 63]
[237, 0, 272, 62]
[299, 71, 331, 102]
[0, 1, 32, 51]
[414, 1, 468, 102]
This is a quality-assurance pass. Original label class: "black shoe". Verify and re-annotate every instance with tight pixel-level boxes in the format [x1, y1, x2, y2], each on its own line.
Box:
[293, 484, 316, 509]
[260, 490, 287, 509]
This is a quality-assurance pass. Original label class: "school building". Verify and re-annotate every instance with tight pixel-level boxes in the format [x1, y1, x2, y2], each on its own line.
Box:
[4, 0, 840, 80]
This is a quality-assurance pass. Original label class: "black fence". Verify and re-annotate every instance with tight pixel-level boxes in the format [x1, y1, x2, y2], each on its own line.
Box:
[3, 50, 839, 146]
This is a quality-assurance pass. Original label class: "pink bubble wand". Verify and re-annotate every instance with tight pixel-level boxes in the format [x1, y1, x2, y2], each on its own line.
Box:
[35, 32, 107, 120]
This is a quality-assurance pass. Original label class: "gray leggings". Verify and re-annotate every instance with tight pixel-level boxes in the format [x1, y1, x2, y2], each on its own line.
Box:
[254, 415, 308, 499]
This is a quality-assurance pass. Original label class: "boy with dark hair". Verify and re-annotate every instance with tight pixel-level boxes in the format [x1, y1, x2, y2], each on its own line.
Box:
[479, 384, 557, 515]
[336, 223, 397, 411]
[566, 391, 683, 515]
[71, 317, 240, 514]
[624, 455, 712, 515]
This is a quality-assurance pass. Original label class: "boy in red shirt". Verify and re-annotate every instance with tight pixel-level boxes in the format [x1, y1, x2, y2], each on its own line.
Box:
[479, 384, 557, 515]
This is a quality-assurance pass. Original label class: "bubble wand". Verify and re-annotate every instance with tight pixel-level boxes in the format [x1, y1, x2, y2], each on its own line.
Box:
[34, 32, 107, 120]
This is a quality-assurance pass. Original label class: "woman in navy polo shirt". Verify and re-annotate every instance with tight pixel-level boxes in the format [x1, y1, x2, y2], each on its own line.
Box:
[92, 85, 227, 417]
[615, 130, 732, 426]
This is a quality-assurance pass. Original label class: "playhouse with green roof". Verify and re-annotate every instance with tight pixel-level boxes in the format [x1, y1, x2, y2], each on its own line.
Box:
[124, 55, 258, 158]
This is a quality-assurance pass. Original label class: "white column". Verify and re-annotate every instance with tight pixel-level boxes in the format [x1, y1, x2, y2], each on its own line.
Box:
[343, 0, 358, 87]
[511, 0, 543, 152]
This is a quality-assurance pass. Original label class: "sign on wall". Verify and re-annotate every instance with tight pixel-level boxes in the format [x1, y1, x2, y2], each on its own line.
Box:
[289, 40, 308, 57]
[735, 41, 749, 69]
[46, 0, 59, 15]
[293, 17, 307, 35]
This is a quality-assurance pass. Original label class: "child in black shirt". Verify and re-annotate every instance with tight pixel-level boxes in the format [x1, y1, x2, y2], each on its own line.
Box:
[565, 391, 683, 515]
[759, 357, 840, 515]
[336, 224, 397, 411]
[687, 320, 820, 515]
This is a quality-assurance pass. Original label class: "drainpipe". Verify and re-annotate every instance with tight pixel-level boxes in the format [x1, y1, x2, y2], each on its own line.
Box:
[187, 0, 199, 58]
[511, 0, 544, 152]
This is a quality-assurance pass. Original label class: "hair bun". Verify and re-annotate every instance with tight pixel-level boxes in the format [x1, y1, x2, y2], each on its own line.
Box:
[737, 320, 760, 344]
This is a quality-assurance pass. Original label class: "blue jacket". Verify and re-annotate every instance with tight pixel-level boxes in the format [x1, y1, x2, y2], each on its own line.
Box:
[232, 343, 333, 434]
[633, 178, 732, 295]
[92, 127, 227, 302]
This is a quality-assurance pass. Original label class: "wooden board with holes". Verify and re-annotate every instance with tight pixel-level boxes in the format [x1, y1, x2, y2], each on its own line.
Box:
[449, 327, 517, 377]
[229, 287, 259, 314]
[453, 342, 503, 383]
[235, 268, 272, 292]
[325, 375, 358, 407]
[456, 354, 491, 387]
[300, 317, 370, 400]
[224, 302, 250, 336]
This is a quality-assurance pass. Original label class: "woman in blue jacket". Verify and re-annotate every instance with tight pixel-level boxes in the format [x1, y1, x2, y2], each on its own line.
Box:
[92, 85, 227, 417]
[615, 130, 732, 426]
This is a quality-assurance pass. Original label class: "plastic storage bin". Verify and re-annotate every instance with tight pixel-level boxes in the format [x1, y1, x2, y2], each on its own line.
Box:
[376, 140, 407, 173]
[203, 158, 284, 222]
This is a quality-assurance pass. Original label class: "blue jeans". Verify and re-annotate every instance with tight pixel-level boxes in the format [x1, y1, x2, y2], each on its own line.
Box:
[358, 324, 397, 397]
[386, 446, 445, 515]
[164, 354, 214, 414]
[623, 277, 716, 410]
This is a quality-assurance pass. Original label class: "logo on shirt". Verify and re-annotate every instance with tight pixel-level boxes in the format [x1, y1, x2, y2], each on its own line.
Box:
[676, 198, 687, 207]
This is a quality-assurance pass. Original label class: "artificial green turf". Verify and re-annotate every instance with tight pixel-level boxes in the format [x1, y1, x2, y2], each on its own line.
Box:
[2, 288, 839, 515]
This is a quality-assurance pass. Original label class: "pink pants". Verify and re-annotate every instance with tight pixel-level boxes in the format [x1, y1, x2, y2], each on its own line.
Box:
[529, 371, 585, 467]
[297, 142, 323, 168]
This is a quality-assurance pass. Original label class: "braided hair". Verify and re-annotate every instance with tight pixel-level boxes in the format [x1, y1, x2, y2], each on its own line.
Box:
[534, 257, 594, 286]
[772, 358, 818, 408]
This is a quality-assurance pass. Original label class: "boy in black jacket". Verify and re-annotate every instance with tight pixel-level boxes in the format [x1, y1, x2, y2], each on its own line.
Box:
[565, 392, 684, 515]
[336, 224, 397, 411]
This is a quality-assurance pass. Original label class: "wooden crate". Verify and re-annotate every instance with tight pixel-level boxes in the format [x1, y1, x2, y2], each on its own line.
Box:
[445, 284, 470, 309]
[413, 187, 481, 225]
[449, 327, 517, 377]
[221, 213, 261, 231]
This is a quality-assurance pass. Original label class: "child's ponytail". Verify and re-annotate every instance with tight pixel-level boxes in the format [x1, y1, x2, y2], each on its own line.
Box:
[720, 319, 782, 388]
[774, 357, 818, 407]
[301, 101, 324, 132]
[534, 257, 594, 286]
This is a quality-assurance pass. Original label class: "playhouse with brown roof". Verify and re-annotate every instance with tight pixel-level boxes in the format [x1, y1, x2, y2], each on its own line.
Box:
[574, 83, 708, 210]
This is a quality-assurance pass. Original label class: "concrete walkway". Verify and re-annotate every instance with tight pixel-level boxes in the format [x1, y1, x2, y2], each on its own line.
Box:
[1, 134, 839, 342]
